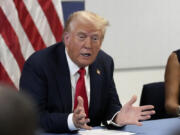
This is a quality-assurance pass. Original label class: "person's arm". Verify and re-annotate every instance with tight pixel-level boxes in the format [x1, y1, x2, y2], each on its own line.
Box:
[20, 55, 92, 133]
[99, 52, 154, 127]
[98, 54, 122, 128]
[20, 59, 72, 133]
[165, 52, 180, 116]
[103, 56, 122, 123]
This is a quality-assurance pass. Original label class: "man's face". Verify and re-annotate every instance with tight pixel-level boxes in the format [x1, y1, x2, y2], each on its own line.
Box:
[64, 21, 103, 67]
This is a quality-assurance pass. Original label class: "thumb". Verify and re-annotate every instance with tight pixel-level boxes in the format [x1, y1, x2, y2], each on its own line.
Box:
[127, 95, 137, 106]
[77, 96, 84, 107]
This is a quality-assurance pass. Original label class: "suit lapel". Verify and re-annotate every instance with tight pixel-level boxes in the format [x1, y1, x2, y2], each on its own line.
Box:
[89, 63, 103, 118]
[55, 44, 72, 113]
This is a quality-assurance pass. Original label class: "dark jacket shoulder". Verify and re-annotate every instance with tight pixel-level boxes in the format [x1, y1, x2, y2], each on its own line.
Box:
[26, 42, 65, 65]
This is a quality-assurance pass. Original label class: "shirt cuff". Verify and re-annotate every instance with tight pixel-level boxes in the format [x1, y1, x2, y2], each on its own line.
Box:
[67, 113, 79, 131]
[107, 111, 123, 127]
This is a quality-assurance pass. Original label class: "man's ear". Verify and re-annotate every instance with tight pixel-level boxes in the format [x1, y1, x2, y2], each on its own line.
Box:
[63, 32, 70, 46]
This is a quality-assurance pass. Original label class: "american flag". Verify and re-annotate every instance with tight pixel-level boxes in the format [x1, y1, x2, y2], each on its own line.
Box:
[0, 0, 64, 89]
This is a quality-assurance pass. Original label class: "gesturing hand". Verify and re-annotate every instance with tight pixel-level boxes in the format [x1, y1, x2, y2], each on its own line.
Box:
[73, 96, 92, 130]
[114, 95, 155, 126]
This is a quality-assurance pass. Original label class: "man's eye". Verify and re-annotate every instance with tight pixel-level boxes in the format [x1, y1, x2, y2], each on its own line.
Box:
[78, 34, 86, 39]
[92, 36, 100, 41]
[79, 35, 85, 38]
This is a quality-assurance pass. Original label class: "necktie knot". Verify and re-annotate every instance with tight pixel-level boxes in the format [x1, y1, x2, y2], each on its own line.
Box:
[78, 68, 86, 76]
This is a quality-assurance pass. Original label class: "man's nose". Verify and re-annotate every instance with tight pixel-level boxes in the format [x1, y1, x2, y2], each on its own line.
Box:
[84, 37, 92, 49]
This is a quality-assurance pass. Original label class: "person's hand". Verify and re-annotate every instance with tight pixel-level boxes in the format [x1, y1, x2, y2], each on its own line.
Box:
[114, 95, 155, 126]
[73, 96, 92, 130]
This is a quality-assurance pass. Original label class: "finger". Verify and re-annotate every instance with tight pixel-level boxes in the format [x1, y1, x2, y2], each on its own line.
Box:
[77, 113, 86, 121]
[141, 105, 154, 111]
[81, 122, 92, 130]
[74, 106, 84, 114]
[73, 109, 86, 122]
[77, 118, 92, 130]
[73, 113, 86, 128]
[135, 121, 142, 126]
[141, 110, 155, 116]
[127, 95, 137, 105]
[128, 120, 142, 126]
[78, 118, 90, 125]
[139, 115, 151, 121]
[77, 96, 84, 108]
[82, 124, 92, 130]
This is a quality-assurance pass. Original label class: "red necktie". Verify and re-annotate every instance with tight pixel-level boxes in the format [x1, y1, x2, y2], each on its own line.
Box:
[74, 68, 88, 117]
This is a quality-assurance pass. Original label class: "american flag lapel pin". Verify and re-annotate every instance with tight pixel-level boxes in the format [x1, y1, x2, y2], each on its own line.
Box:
[96, 69, 101, 75]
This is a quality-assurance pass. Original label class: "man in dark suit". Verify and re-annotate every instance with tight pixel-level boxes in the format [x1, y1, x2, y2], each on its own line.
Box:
[20, 11, 155, 133]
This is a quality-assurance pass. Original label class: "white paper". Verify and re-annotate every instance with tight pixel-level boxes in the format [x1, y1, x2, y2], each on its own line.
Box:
[78, 128, 135, 135]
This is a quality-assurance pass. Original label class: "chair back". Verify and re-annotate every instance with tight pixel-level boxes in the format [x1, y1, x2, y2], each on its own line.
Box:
[140, 82, 173, 120]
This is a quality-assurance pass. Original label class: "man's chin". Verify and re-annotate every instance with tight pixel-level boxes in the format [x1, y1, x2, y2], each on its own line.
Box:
[78, 61, 93, 67]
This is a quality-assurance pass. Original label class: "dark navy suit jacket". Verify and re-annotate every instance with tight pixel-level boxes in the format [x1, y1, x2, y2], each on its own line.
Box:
[20, 42, 121, 133]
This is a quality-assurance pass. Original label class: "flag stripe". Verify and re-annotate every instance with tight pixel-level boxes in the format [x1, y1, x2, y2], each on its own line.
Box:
[0, 63, 16, 88]
[38, 0, 63, 42]
[13, 0, 46, 51]
[0, 35, 20, 89]
[1, 0, 35, 60]
[0, 7, 25, 71]
[52, 0, 64, 26]
[23, 0, 56, 47]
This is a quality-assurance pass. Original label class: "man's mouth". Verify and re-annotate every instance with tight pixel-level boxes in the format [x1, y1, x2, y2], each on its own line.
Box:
[80, 53, 91, 57]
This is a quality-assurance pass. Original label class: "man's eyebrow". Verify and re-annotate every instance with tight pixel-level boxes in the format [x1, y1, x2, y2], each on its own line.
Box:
[77, 32, 86, 34]
[76, 31, 101, 36]
[92, 34, 99, 36]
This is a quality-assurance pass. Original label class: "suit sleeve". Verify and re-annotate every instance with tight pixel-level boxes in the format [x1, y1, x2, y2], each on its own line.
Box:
[101, 56, 122, 127]
[19, 57, 72, 133]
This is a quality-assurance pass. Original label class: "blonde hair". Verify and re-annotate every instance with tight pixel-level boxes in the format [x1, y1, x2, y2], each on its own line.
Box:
[63, 10, 109, 40]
